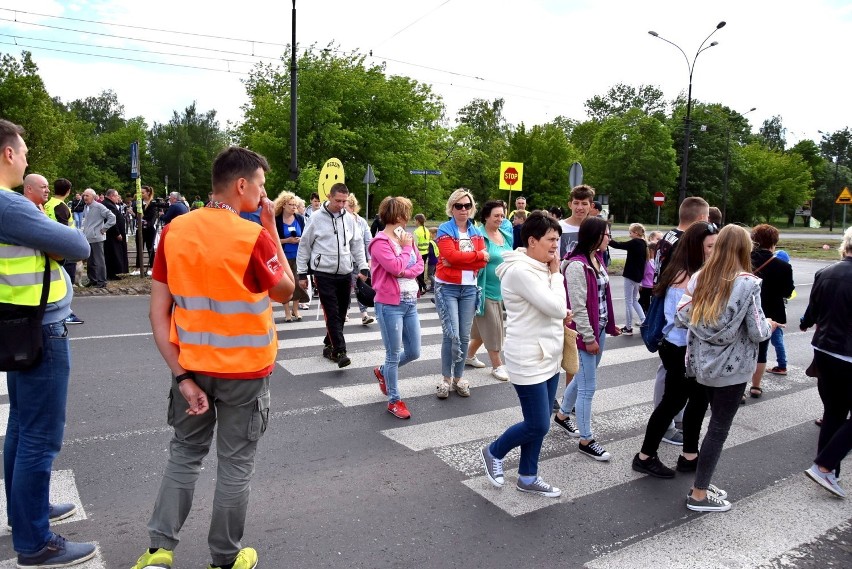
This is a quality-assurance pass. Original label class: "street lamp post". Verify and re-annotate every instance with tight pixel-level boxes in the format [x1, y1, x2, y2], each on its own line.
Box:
[722, 107, 756, 225]
[649, 21, 726, 209]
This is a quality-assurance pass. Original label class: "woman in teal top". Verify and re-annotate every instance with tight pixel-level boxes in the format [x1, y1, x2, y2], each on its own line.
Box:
[466, 200, 513, 381]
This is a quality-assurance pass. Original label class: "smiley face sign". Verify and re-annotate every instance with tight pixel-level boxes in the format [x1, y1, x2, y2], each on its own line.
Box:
[318, 158, 345, 201]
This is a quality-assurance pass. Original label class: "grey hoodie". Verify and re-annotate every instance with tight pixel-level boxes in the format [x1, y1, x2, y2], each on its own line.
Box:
[296, 203, 367, 276]
[676, 271, 772, 387]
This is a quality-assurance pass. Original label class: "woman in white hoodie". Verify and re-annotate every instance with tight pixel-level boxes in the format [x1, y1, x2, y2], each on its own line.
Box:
[480, 212, 572, 498]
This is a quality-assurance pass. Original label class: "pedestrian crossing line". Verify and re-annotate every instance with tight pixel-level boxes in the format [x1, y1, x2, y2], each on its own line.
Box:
[278, 322, 444, 350]
[0, 372, 6, 396]
[584, 465, 852, 569]
[0, 470, 88, 537]
[383, 377, 660, 451]
[0, 543, 105, 568]
[0, 404, 8, 437]
[461, 386, 822, 517]
[275, 311, 440, 332]
[321, 364, 503, 407]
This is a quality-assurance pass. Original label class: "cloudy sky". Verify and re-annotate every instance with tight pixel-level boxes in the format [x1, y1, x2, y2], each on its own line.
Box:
[1, 0, 850, 146]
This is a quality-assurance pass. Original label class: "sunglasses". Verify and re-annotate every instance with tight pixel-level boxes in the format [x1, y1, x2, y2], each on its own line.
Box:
[453, 202, 473, 210]
[703, 222, 719, 234]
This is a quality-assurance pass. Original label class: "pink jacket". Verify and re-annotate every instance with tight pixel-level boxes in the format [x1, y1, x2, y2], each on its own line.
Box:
[368, 231, 424, 305]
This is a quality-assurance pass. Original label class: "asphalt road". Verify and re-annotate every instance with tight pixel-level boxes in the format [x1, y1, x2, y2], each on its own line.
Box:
[0, 258, 850, 568]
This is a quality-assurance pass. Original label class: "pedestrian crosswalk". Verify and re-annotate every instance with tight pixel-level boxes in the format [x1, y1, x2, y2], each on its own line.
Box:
[273, 296, 850, 568]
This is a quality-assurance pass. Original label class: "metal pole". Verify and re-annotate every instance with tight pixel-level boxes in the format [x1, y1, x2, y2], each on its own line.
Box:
[843, 204, 847, 228]
[831, 158, 839, 232]
[721, 124, 731, 225]
[656, 206, 661, 228]
[678, 81, 693, 209]
[289, 0, 299, 181]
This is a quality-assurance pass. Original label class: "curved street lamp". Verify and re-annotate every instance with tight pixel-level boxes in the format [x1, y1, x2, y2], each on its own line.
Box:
[722, 106, 756, 224]
[649, 21, 726, 209]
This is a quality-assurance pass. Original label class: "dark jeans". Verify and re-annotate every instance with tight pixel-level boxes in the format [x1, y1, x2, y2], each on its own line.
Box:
[639, 286, 652, 314]
[315, 272, 352, 354]
[814, 351, 852, 472]
[4, 321, 70, 554]
[640, 341, 708, 457]
[693, 382, 746, 490]
[490, 372, 560, 477]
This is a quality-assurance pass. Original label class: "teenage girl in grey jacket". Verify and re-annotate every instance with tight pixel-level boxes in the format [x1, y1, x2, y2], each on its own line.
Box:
[675, 225, 774, 513]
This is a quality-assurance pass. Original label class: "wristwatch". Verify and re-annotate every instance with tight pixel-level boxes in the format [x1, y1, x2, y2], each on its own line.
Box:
[175, 371, 196, 383]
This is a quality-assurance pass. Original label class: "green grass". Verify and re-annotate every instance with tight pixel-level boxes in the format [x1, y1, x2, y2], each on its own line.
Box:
[777, 238, 844, 261]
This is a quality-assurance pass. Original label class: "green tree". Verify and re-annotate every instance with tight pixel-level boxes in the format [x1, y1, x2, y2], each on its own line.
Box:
[730, 143, 812, 224]
[758, 115, 786, 151]
[584, 83, 667, 122]
[149, 102, 228, 200]
[238, 44, 444, 215]
[788, 139, 826, 225]
[506, 122, 580, 210]
[0, 51, 77, 182]
[583, 109, 677, 223]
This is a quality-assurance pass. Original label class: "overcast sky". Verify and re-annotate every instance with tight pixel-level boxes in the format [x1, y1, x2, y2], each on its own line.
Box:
[1, 0, 850, 147]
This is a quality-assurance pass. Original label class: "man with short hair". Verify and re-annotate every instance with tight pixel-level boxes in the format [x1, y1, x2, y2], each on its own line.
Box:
[22, 173, 49, 212]
[508, 196, 527, 221]
[559, 184, 595, 260]
[296, 183, 369, 367]
[132, 146, 294, 569]
[0, 119, 96, 567]
[43, 178, 84, 324]
[304, 191, 321, 219]
[81, 188, 115, 288]
[160, 191, 189, 225]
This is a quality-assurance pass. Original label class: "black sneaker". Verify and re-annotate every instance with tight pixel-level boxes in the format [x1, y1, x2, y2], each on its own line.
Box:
[322, 346, 335, 361]
[632, 453, 675, 478]
[336, 351, 351, 368]
[619, 326, 634, 336]
[553, 414, 580, 438]
[676, 454, 698, 472]
[578, 439, 610, 461]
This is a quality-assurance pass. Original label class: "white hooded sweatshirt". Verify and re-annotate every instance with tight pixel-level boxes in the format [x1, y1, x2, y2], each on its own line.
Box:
[497, 249, 569, 385]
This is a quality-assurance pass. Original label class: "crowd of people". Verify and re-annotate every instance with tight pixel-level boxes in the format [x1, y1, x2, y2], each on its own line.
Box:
[1, 116, 850, 568]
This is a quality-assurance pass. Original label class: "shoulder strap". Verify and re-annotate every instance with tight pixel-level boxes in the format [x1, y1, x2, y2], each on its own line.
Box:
[753, 255, 775, 276]
[36, 254, 51, 317]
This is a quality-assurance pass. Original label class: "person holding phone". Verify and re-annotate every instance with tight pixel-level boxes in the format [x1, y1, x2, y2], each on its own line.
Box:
[273, 190, 309, 321]
[369, 197, 424, 419]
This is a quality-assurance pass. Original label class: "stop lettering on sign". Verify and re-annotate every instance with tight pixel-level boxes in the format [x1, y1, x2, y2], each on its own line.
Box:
[504, 168, 518, 185]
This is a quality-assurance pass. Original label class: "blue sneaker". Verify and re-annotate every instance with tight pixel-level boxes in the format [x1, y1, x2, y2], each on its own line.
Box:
[16, 533, 97, 568]
[7, 503, 77, 530]
[64, 314, 84, 325]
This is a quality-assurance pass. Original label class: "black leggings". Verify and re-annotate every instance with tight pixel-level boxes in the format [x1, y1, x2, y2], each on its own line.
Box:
[640, 341, 708, 457]
[694, 382, 746, 490]
[814, 351, 852, 472]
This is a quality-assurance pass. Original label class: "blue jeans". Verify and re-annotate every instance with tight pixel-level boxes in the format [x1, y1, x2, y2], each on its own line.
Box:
[4, 321, 70, 554]
[770, 327, 787, 368]
[560, 329, 607, 440]
[434, 283, 479, 379]
[490, 373, 559, 476]
[375, 300, 421, 403]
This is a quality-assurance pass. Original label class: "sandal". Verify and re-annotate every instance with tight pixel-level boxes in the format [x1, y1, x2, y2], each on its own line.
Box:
[283, 318, 292, 323]
[294, 316, 302, 322]
[749, 386, 763, 398]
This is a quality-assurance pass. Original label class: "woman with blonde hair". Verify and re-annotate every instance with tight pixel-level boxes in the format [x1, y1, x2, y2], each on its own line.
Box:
[675, 224, 774, 512]
[609, 222, 648, 335]
[273, 190, 309, 321]
[434, 189, 488, 398]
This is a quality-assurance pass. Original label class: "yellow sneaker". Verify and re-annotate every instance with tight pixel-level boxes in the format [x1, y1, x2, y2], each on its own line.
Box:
[209, 547, 258, 569]
[131, 548, 173, 569]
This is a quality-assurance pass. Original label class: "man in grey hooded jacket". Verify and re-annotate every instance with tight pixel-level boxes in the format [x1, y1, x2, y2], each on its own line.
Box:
[296, 183, 368, 368]
[81, 188, 115, 288]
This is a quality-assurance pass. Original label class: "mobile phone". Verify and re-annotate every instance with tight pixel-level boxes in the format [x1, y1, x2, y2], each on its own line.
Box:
[394, 226, 406, 239]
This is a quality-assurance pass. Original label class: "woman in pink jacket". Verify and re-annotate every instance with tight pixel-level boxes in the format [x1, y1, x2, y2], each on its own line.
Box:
[368, 196, 424, 419]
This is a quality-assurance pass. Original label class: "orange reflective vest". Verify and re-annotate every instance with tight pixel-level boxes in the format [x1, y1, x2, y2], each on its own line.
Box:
[164, 208, 276, 375]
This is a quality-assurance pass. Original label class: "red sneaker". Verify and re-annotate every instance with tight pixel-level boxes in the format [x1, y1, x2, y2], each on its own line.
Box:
[374, 367, 387, 395]
[387, 400, 411, 419]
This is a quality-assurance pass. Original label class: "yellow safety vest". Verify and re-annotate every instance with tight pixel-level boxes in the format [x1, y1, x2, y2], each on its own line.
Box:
[414, 225, 430, 256]
[44, 197, 75, 228]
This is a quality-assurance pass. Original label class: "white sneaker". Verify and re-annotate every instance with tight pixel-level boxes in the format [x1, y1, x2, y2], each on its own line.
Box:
[465, 356, 486, 368]
[436, 380, 451, 399]
[491, 366, 509, 381]
[362, 314, 375, 325]
[453, 378, 471, 397]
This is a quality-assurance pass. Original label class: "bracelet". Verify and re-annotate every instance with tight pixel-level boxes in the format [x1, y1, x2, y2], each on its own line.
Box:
[175, 371, 196, 384]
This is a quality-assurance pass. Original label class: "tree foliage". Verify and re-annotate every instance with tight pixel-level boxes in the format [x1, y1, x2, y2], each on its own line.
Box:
[584, 83, 667, 122]
[506, 122, 580, 210]
[730, 143, 812, 223]
[759, 115, 786, 151]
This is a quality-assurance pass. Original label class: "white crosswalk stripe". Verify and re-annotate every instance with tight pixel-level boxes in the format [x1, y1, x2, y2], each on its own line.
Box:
[0, 470, 89, 536]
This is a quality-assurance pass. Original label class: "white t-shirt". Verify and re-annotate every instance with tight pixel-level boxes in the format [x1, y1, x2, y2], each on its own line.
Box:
[458, 230, 477, 285]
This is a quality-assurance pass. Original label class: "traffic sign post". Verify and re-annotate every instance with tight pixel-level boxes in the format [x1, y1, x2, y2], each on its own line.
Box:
[653, 192, 665, 227]
[499, 161, 524, 204]
[410, 169, 442, 205]
[363, 164, 377, 218]
[838, 187, 851, 228]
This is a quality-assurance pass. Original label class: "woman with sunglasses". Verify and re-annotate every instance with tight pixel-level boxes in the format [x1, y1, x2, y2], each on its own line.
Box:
[675, 225, 774, 512]
[555, 217, 620, 461]
[434, 189, 489, 399]
[631, 221, 718, 479]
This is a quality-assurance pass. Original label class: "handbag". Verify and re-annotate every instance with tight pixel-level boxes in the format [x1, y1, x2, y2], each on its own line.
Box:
[562, 326, 579, 375]
[640, 294, 666, 353]
[0, 255, 51, 371]
[355, 277, 376, 308]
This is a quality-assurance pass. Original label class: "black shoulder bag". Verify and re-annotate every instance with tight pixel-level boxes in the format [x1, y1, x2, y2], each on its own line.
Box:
[0, 254, 52, 371]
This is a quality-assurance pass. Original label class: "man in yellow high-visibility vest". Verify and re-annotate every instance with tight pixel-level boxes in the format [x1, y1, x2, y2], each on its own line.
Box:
[0, 119, 95, 566]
